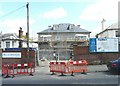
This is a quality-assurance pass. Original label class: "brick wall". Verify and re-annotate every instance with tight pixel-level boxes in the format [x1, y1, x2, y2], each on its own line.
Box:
[73, 45, 120, 64]
[2, 48, 35, 64]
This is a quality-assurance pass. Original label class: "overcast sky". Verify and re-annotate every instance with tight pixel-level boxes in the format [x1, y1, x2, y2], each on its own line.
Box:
[0, 0, 119, 39]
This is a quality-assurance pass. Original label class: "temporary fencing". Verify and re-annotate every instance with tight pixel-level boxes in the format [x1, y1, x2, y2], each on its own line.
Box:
[49, 60, 88, 76]
[2, 62, 35, 78]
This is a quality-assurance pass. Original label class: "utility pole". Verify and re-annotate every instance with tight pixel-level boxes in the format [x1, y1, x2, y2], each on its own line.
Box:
[26, 2, 29, 62]
[118, 22, 120, 52]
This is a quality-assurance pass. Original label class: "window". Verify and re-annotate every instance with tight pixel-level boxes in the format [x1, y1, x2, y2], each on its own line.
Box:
[0, 42, 1, 48]
[12, 41, 14, 47]
[80, 36, 86, 40]
[116, 31, 120, 37]
[6, 41, 10, 48]
[55, 36, 60, 41]
[75, 36, 86, 40]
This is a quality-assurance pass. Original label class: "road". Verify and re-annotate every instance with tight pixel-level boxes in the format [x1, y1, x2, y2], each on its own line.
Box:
[1, 63, 120, 86]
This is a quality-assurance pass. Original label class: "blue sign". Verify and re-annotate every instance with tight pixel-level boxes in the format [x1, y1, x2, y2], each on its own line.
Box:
[89, 38, 97, 52]
[89, 38, 119, 52]
[5, 48, 22, 51]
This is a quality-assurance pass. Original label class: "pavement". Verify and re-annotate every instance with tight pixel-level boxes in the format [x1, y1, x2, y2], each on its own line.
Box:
[2, 60, 114, 85]
[88, 65, 108, 72]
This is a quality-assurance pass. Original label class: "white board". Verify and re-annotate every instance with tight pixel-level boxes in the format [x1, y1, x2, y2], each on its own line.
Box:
[2, 52, 21, 58]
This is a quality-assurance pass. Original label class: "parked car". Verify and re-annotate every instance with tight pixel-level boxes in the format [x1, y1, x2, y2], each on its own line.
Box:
[107, 58, 120, 74]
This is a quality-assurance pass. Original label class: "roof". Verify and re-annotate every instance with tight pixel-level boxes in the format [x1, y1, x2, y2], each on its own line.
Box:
[1, 33, 18, 39]
[0, 33, 37, 43]
[37, 23, 91, 34]
[96, 23, 119, 36]
[107, 23, 120, 29]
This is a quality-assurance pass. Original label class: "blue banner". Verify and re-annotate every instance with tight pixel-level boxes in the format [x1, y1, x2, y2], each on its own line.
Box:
[89, 38, 97, 52]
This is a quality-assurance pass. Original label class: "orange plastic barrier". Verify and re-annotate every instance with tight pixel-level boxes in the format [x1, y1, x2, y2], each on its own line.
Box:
[49, 60, 88, 76]
[50, 62, 66, 74]
[2, 62, 35, 78]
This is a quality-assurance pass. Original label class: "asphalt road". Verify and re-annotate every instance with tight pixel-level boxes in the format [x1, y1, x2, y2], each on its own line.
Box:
[1, 64, 120, 85]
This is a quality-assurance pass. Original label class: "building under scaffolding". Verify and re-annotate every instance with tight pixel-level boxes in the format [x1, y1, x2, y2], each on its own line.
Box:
[37, 23, 91, 61]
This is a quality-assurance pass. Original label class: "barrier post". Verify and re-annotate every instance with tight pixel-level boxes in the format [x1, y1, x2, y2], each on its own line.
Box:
[2, 65, 4, 76]
[29, 62, 34, 76]
[71, 71, 74, 76]
[11, 64, 15, 78]
[4, 64, 10, 78]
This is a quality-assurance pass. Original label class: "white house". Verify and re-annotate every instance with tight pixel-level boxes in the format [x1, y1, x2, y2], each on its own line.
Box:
[96, 23, 120, 38]
[37, 23, 91, 60]
[96, 23, 120, 51]
[0, 33, 38, 49]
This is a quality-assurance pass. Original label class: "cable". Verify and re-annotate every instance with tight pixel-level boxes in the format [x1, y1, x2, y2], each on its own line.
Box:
[0, 5, 26, 19]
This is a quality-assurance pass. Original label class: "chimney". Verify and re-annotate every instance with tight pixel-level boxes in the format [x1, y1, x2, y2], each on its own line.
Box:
[19, 27, 23, 48]
[48, 25, 52, 29]
[101, 18, 106, 31]
[53, 25, 56, 30]
[77, 25, 80, 28]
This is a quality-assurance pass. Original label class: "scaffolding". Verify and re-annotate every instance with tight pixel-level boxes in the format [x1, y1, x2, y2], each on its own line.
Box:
[38, 24, 89, 61]
[38, 33, 74, 61]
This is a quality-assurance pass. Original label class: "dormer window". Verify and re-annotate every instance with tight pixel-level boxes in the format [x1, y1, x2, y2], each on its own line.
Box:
[67, 25, 70, 30]
[51, 27, 54, 30]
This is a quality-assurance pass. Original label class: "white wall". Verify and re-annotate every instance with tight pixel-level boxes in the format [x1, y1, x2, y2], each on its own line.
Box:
[98, 30, 116, 38]
[22, 42, 38, 48]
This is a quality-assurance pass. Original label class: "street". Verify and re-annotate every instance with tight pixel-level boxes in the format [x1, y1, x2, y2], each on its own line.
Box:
[0, 1, 120, 86]
[1, 63, 120, 86]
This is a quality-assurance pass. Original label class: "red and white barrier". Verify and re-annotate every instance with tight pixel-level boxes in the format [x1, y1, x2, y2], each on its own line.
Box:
[49, 60, 88, 76]
[50, 62, 66, 74]
[2, 62, 35, 78]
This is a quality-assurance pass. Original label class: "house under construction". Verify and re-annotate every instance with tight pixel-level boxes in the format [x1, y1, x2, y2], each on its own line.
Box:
[37, 23, 91, 61]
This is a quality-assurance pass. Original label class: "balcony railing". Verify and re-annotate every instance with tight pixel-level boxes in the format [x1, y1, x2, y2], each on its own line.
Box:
[38, 37, 88, 42]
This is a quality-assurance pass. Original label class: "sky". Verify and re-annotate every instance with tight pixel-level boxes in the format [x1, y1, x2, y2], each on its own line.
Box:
[0, 0, 119, 39]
